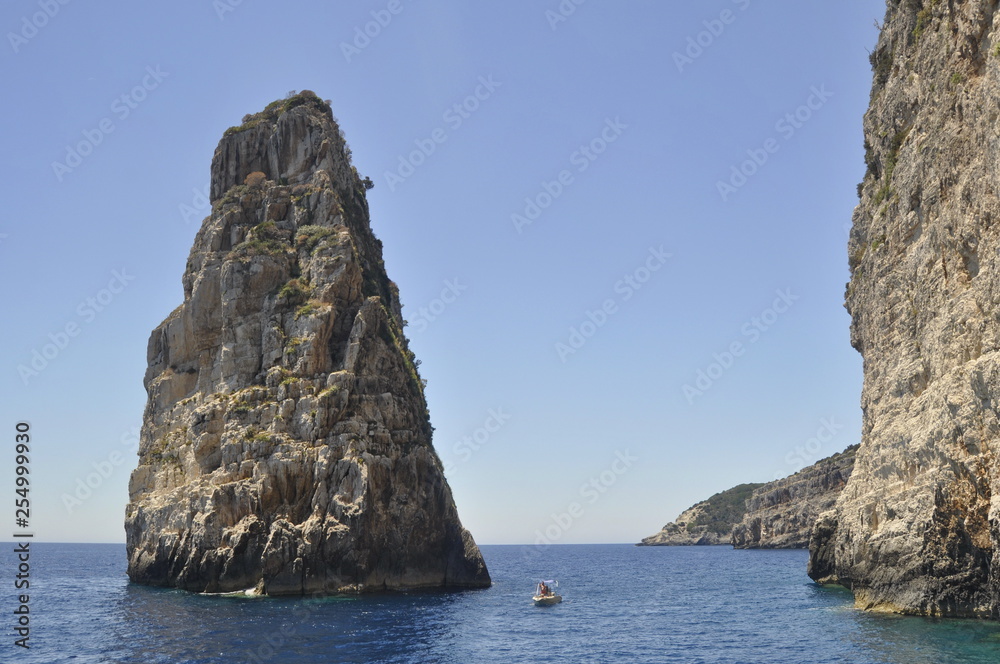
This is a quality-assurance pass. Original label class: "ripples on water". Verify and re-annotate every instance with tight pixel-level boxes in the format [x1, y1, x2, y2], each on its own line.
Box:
[11, 543, 1000, 663]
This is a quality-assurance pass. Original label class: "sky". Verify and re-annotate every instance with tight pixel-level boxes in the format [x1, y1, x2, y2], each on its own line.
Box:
[1, 0, 886, 545]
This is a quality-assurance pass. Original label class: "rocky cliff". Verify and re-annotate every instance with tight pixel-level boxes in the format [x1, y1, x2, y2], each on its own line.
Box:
[808, 1, 1000, 618]
[639, 483, 763, 546]
[640, 445, 857, 548]
[125, 91, 490, 595]
[732, 446, 857, 549]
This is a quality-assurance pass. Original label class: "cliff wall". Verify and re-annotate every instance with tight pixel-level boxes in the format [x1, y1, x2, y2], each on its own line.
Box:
[808, 1, 1000, 618]
[732, 446, 856, 549]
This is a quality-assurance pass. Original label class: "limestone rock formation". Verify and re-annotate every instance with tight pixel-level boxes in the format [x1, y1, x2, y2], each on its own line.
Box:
[640, 446, 857, 548]
[808, 1, 1000, 618]
[125, 92, 490, 595]
[732, 446, 857, 549]
[638, 483, 762, 546]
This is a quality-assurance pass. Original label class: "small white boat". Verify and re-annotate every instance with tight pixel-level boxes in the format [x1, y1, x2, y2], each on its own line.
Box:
[533, 579, 562, 606]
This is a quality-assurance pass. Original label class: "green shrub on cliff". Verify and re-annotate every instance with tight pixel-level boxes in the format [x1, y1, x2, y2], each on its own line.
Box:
[230, 221, 290, 260]
[223, 90, 332, 137]
[687, 483, 764, 536]
[278, 278, 311, 305]
[295, 225, 337, 253]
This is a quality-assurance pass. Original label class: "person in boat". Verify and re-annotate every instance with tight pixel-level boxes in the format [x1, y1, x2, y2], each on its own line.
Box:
[539, 582, 549, 597]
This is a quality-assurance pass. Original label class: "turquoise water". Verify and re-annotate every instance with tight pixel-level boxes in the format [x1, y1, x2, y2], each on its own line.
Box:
[6, 543, 1000, 662]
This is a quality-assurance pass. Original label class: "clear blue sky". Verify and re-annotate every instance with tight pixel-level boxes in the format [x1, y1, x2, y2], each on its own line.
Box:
[2, 0, 884, 544]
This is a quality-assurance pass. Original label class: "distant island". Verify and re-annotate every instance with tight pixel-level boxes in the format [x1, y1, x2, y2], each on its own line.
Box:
[639, 445, 856, 548]
[638, 483, 762, 546]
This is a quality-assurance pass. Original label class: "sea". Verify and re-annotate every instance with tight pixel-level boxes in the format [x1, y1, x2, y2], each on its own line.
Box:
[6, 543, 1000, 663]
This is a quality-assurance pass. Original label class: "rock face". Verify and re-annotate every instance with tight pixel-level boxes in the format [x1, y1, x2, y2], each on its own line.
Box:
[125, 92, 490, 595]
[639, 483, 763, 546]
[808, 2, 1000, 618]
[640, 446, 857, 548]
[732, 446, 857, 549]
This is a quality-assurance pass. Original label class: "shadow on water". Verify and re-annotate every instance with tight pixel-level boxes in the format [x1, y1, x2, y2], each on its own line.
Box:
[109, 581, 487, 664]
[806, 580, 1000, 664]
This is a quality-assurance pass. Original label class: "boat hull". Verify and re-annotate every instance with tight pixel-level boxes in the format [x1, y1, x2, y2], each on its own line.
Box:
[532, 594, 562, 606]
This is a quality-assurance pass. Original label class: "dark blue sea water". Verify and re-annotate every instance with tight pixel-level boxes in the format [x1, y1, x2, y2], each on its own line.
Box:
[5, 543, 1000, 663]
